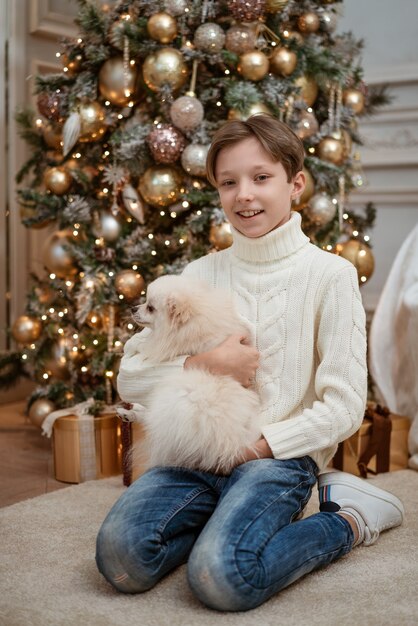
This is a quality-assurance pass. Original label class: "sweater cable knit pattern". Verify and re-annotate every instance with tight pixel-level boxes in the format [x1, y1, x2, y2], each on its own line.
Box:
[117, 212, 367, 471]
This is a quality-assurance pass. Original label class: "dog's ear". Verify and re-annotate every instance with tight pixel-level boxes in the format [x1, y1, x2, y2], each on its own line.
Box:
[167, 295, 192, 326]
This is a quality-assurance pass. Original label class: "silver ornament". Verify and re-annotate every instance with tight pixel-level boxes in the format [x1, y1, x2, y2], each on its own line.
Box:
[225, 24, 257, 54]
[194, 23, 225, 54]
[170, 95, 204, 132]
[320, 9, 338, 32]
[164, 0, 188, 16]
[92, 211, 122, 242]
[308, 192, 336, 225]
[181, 144, 209, 177]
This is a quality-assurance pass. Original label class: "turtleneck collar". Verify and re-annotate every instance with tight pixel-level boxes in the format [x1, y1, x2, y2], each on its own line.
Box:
[230, 211, 310, 264]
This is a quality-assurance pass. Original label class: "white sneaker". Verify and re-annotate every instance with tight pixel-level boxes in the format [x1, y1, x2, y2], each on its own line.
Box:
[318, 471, 405, 546]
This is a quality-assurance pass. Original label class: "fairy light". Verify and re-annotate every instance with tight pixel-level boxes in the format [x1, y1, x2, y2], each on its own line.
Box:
[182, 201, 189, 208]
[127, 323, 134, 330]
[197, 210, 202, 216]
[129, 60, 135, 66]
[73, 333, 78, 340]
[343, 213, 349, 220]
[105, 370, 114, 378]
[332, 198, 338, 205]
[119, 294, 124, 300]
[326, 245, 333, 251]
[58, 328, 64, 334]
[105, 101, 110, 106]
[22, 354, 28, 360]
[43, 373, 49, 380]
[114, 340, 121, 348]
[55, 52, 61, 58]
[41, 315, 47, 321]
[77, 38, 82, 43]
[151, 250, 157, 256]
[179, 238, 185, 244]
[30, 344, 36, 350]
[160, 211, 165, 216]
[73, 230, 79, 237]
[353, 230, 359, 237]
[95, 239, 102, 245]
[308, 147, 315, 153]
[108, 271, 114, 277]
[81, 366, 88, 373]
[216, 101, 222, 106]
[170, 212, 177, 218]
[128, 101, 134, 107]
[224, 69, 230, 75]
[35, 118, 43, 127]
[58, 312, 64, 318]
[165, 240, 170, 246]
[118, 114, 123, 120]
[49, 307, 55, 313]
[50, 273, 56, 279]
[148, 234, 154, 239]
[85, 279, 95, 289]
[72, 346, 78, 353]
[359, 249, 367, 257]
[103, 187, 109, 194]
[63, 308, 68, 314]
[364, 235, 370, 242]
[93, 339, 99, 346]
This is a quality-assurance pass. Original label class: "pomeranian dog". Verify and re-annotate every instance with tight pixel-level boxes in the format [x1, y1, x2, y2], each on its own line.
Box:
[128, 274, 261, 474]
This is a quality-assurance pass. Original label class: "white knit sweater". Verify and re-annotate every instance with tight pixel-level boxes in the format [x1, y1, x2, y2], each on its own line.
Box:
[117, 211, 368, 471]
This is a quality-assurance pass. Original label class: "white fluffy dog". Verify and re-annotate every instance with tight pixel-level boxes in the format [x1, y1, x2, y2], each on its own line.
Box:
[129, 274, 261, 474]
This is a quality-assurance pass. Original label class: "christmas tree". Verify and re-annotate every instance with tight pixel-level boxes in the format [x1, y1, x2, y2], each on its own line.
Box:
[2, 0, 388, 423]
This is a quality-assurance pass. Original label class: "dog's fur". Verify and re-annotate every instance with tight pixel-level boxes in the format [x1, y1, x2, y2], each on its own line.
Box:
[131, 274, 262, 474]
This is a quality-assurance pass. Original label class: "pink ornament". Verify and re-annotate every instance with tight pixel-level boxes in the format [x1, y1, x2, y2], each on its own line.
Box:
[146, 123, 186, 164]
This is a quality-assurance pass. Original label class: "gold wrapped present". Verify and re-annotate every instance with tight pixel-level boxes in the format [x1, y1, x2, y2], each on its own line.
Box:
[333, 404, 410, 477]
[120, 419, 148, 486]
[53, 413, 122, 484]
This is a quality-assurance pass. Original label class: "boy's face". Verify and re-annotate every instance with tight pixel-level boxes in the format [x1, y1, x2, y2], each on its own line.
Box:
[215, 137, 305, 238]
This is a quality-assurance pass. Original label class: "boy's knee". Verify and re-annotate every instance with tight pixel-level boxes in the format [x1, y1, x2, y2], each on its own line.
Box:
[95, 519, 158, 594]
[187, 540, 253, 612]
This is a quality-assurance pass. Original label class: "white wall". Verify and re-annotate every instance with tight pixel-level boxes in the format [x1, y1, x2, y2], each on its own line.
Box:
[338, 0, 418, 310]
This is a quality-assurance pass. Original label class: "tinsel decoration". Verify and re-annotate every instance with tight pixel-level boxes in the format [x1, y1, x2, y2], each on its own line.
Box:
[338, 174, 345, 230]
[63, 111, 81, 156]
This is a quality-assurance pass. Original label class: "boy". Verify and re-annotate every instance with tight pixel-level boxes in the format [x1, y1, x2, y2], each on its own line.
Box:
[96, 115, 404, 611]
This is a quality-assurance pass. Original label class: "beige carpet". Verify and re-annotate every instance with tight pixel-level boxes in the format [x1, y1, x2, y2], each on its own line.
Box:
[0, 470, 417, 626]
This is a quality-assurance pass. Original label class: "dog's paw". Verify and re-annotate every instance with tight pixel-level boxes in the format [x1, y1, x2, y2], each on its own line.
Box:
[117, 402, 145, 423]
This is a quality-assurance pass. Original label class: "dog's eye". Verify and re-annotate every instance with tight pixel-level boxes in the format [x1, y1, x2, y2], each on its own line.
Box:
[146, 304, 155, 313]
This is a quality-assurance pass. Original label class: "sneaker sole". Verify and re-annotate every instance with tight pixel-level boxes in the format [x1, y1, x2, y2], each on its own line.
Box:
[319, 471, 405, 519]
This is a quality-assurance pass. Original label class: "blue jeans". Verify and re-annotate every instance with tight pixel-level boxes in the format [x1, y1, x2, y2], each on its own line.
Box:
[96, 457, 354, 611]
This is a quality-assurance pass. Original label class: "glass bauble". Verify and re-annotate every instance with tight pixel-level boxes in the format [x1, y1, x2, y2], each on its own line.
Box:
[225, 24, 257, 54]
[147, 12, 177, 44]
[44, 338, 72, 380]
[294, 75, 318, 106]
[307, 192, 336, 225]
[343, 89, 365, 115]
[270, 47, 297, 76]
[147, 123, 186, 164]
[164, 0, 188, 16]
[92, 211, 122, 242]
[115, 270, 145, 301]
[317, 136, 345, 165]
[42, 230, 78, 278]
[138, 165, 183, 207]
[78, 102, 106, 142]
[181, 144, 209, 177]
[297, 11, 320, 33]
[28, 398, 55, 429]
[98, 57, 138, 106]
[209, 222, 233, 250]
[11, 315, 42, 345]
[44, 166, 72, 195]
[170, 95, 204, 132]
[237, 50, 269, 81]
[335, 240, 375, 283]
[194, 23, 225, 54]
[294, 110, 319, 139]
[142, 47, 188, 92]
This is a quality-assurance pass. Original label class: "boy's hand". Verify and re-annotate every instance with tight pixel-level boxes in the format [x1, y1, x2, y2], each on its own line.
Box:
[238, 437, 274, 463]
[184, 334, 259, 388]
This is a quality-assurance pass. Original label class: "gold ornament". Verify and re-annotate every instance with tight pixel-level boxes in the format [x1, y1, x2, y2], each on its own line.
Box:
[115, 270, 145, 301]
[228, 101, 272, 120]
[180, 144, 209, 177]
[237, 50, 269, 81]
[317, 136, 345, 165]
[44, 337, 71, 380]
[293, 167, 315, 209]
[266, 0, 289, 13]
[86, 310, 103, 330]
[343, 89, 365, 115]
[98, 57, 138, 106]
[294, 75, 318, 106]
[42, 230, 78, 278]
[147, 12, 177, 43]
[209, 222, 233, 250]
[44, 166, 72, 195]
[270, 47, 297, 76]
[295, 110, 319, 139]
[142, 47, 188, 92]
[19, 205, 53, 229]
[282, 29, 304, 45]
[78, 102, 106, 142]
[297, 12, 320, 33]
[335, 240, 375, 283]
[92, 211, 122, 242]
[61, 53, 83, 76]
[138, 165, 183, 207]
[307, 192, 336, 225]
[43, 123, 63, 149]
[12, 315, 42, 344]
[28, 398, 55, 429]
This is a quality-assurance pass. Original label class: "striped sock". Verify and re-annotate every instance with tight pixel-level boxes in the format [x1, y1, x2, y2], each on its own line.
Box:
[318, 485, 365, 546]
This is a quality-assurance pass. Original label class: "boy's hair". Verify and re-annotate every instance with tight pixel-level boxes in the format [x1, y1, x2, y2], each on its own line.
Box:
[206, 114, 304, 187]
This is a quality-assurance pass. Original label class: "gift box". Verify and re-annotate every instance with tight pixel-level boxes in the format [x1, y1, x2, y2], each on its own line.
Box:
[332, 404, 410, 477]
[52, 413, 122, 484]
[120, 420, 149, 486]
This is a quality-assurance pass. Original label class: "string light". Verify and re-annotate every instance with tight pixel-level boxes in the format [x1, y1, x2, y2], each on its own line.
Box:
[43, 373, 49, 380]
[81, 366, 88, 372]
[58, 328, 64, 334]
[93, 339, 99, 346]
[182, 201, 189, 208]
[127, 323, 134, 330]
[73, 333, 78, 339]
[353, 230, 359, 237]
[50, 273, 56, 279]
[148, 234, 154, 239]
[364, 235, 370, 242]
[22, 354, 28, 360]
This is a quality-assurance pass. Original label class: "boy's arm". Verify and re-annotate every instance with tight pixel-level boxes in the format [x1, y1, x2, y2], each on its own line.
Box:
[260, 265, 368, 461]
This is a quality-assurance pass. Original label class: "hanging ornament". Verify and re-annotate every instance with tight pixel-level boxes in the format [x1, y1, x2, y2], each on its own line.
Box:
[293, 167, 315, 209]
[28, 398, 56, 429]
[62, 111, 81, 156]
[147, 123, 186, 164]
[44, 338, 71, 380]
[294, 75, 318, 106]
[142, 47, 188, 93]
[295, 109, 319, 139]
[343, 88, 365, 114]
[265, 0, 288, 13]
[194, 23, 225, 54]
[109, 19, 130, 50]
[42, 230, 78, 278]
[115, 270, 145, 301]
[60, 52, 83, 76]
[44, 166, 72, 195]
[340, 129, 352, 159]
[238, 50, 269, 81]
[37, 92, 62, 122]
[270, 47, 297, 76]
[282, 29, 304, 45]
[78, 101, 107, 143]
[11, 315, 42, 345]
[320, 9, 338, 32]
[317, 135, 345, 165]
[85, 310, 103, 330]
[138, 165, 183, 207]
[103, 163, 127, 215]
[181, 144, 209, 177]
[43, 123, 63, 150]
[335, 240, 375, 283]
[170, 95, 204, 132]
[297, 12, 320, 33]
[98, 56, 138, 106]
[307, 192, 336, 225]
[164, 0, 188, 16]
[147, 12, 178, 43]
[225, 24, 257, 54]
[122, 184, 146, 223]
[230, 0, 266, 22]
[228, 101, 271, 120]
[209, 222, 233, 250]
[92, 211, 122, 242]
